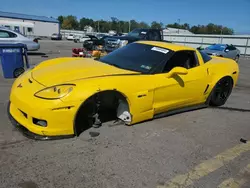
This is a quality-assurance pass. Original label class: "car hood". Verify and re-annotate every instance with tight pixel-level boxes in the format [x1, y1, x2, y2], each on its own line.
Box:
[31, 58, 139, 86]
[202, 49, 224, 55]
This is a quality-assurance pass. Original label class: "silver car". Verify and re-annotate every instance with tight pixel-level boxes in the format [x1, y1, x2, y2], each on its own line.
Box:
[0, 27, 40, 51]
[201, 44, 240, 62]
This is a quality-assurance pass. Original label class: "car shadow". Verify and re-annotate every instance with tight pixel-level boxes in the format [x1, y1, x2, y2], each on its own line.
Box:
[210, 106, 250, 112]
[27, 52, 46, 56]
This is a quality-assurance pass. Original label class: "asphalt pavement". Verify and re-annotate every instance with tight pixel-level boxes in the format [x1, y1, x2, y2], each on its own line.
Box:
[0, 40, 250, 188]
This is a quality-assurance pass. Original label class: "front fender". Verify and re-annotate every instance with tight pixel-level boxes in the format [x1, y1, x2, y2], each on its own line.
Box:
[207, 60, 239, 91]
[61, 82, 155, 124]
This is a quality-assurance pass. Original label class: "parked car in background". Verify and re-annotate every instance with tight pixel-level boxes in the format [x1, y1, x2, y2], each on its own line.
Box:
[96, 33, 108, 39]
[73, 35, 90, 43]
[201, 44, 240, 62]
[83, 35, 109, 51]
[0, 27, 40, 51]
[51, 33, 62, 40]
[67, 34, 75, 40]
[104, 28, 166, 52]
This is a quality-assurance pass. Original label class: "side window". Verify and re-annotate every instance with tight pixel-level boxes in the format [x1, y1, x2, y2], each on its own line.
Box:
[147, 31, 161, 41]
[152, 31, 161, 40]
[27, 27, 33, 32]
[0, 30, 10, 38]
[229, 45, 236, 50]
[0, 30, 17, 38]
[4, 25, 11, 29]
[163, 51, 199, 73]
[199, 51, 212, 63]
[225, 45, 236, 51]
[14, 26, 20, 33]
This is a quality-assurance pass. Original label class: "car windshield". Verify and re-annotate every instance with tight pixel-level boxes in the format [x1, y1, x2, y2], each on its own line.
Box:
[127, 29, 148, 38]
[206, 44, 226, 51]
[98, 43, 172, 74]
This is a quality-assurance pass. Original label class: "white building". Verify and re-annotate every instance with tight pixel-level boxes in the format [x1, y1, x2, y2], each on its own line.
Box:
[0, 11, 59, 37]
[163, 27, 194, 35]
[84, 26, 94, 33]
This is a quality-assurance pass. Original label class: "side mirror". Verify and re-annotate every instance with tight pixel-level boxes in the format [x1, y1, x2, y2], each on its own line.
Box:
[166, 67, 188, 78]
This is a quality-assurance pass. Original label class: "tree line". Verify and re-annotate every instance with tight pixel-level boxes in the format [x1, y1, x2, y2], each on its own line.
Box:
[58, 15, 234, 35]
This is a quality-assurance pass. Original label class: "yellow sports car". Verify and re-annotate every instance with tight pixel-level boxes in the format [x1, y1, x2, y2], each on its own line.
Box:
[8, 41, 239, 140]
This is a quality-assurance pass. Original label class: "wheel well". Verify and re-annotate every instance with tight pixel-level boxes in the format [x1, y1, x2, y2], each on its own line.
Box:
[215, 76, 234, 87]
[226, 76, 234, 86]
[206, 76, 234, 105]
[74, 90, 130, 136]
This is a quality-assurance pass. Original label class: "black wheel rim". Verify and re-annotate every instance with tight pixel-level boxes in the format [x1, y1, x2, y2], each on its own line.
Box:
[215, 79, 232, 102]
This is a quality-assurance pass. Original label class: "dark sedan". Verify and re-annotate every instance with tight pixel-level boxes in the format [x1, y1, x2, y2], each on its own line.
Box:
[51, 33, 62, 40]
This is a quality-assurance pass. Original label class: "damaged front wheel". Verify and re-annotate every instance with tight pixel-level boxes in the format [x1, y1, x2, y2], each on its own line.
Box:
[74, 91, 132, 136]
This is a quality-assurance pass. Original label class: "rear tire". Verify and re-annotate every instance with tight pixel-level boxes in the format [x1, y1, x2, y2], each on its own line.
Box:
[209, 77, 233, 106]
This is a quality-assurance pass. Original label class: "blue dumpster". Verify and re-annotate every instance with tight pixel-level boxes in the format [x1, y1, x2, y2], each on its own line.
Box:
[0, 43, 30, 78]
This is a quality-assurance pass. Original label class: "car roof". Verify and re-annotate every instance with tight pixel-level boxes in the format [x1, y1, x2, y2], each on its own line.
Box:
[136, 41, 195, 51]
[0, 27, 16, 32]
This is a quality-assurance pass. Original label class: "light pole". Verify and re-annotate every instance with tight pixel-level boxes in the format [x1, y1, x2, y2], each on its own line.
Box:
[178, 19, 180, 34]
[98, 20, 100, 33]
[129, 20, 131, 32]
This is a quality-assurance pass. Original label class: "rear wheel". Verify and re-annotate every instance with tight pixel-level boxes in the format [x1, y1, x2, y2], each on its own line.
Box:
[209, 77, 233, 106]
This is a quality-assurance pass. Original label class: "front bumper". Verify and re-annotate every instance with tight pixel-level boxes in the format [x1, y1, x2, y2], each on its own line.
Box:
[8, 74, 79, 140]
[27, 43, 40, 51]
[7, 102, 74, 140]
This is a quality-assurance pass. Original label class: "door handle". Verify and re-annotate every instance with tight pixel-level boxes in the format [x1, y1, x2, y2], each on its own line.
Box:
[137, 91, 148, 98]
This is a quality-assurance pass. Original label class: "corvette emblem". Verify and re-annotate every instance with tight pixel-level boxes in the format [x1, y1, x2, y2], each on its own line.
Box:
[17, 83, 22, 88]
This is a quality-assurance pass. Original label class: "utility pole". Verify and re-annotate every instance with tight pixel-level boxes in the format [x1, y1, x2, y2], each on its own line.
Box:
[178, 19, 180, 34]
[98, 21, 100, 33]
[118, 19, 120, 33]
[129, 20, 131, 32]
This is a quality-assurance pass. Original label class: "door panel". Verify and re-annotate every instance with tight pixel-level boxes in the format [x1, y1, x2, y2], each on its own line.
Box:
[153, 66, 209, 115]
[225, 46, 237, 59]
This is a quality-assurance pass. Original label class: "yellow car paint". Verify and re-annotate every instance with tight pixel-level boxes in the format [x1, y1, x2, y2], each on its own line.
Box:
[9, 41, 239, 138]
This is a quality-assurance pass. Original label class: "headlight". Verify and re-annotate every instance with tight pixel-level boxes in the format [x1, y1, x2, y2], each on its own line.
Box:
[34, 84, 75, 99]
[119, 40, 128, 47]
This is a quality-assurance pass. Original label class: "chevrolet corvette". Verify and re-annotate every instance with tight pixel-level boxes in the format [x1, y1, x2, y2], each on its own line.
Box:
[8, 41, 239, 140]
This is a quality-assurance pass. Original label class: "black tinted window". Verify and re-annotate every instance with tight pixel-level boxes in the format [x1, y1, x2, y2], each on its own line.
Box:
[163, 51, 199, 73]
[147, 31, 161, 40]
[99, 43, 173, 73]
[199, 51, 212, 63]
[227, 45, 236, 50]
